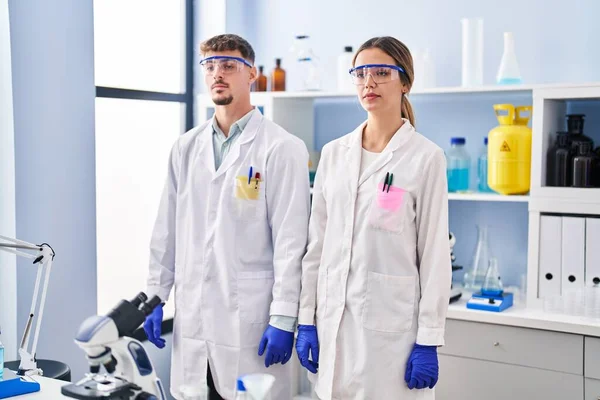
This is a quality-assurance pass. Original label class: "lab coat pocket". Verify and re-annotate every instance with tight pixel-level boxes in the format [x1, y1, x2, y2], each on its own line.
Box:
[368, 184, 406, 234]
[362, 272, 415, 333]
[234, 175, 262, 220]
[237, 270, 274, 324]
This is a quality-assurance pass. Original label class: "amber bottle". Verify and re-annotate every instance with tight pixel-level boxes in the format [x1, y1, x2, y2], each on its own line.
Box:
[271, 58, 286, 91]
[255, 65, 267, 92]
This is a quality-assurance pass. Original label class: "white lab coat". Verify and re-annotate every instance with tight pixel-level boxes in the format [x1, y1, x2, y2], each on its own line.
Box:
[147, 110, 310, 399]
[298, 120, 451, 400]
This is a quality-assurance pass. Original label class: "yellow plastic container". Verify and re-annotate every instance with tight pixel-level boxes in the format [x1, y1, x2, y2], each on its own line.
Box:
[487, 104, 532, 195]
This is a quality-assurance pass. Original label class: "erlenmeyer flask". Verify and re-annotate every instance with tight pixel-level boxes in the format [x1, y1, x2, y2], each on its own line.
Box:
[463, 224, 490, 291]
[482, 258, 503, 296]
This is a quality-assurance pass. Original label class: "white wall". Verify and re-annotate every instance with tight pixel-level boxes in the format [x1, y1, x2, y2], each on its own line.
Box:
[0, 0, 17, 361]
[243, 0, 600, 91]
[9, 0, 97, 378]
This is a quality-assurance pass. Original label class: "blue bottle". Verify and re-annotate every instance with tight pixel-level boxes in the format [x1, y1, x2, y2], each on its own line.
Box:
[0, 325, 4, 379]
[446, 137, 470, 192]
[477, 137, 494, 193]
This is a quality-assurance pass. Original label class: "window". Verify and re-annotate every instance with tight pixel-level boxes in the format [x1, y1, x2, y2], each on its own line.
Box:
[93, 0, 194, 316]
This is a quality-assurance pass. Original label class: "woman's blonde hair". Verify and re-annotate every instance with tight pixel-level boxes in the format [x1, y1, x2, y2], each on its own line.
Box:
[353, 36, 416, 127]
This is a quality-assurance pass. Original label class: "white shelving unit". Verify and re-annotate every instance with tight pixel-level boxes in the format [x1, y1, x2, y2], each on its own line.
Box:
[198, 82, 600, 399]
[447, 193, 529, 202]
[526, 84, 600, 307]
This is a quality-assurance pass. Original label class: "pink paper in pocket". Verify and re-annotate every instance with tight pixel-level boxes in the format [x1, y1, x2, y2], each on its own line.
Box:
[376, 183, 405, 211]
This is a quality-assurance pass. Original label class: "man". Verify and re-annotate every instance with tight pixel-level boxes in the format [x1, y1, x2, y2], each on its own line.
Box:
[143, 34, 310, 399]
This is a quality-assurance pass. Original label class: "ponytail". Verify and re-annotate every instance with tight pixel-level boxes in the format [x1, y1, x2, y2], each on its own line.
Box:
[401, 94, 416, 127]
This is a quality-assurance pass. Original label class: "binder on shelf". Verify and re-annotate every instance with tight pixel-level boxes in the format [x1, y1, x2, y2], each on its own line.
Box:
[539, 215, 562, 297]
[586, 217, 600, 287]
[561, 217, 585, 291]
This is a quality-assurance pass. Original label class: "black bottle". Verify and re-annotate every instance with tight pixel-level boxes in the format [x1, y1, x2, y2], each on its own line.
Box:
[572, 141, 595, 188]
[546, 132, 571, 187]
[566, 114, 594, 155]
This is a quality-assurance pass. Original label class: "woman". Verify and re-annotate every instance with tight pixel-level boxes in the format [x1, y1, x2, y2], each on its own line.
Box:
[295, 36, 451, 399]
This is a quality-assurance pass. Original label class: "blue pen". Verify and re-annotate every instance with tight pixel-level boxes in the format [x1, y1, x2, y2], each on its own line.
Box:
[248, 166, 253, 185]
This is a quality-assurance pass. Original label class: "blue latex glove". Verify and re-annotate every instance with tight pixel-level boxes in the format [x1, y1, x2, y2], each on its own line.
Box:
[404, 344, 439, 390]
[295, 325, 319, 374]
[143, 304, 166, 349]
[258, 325, 294, 368]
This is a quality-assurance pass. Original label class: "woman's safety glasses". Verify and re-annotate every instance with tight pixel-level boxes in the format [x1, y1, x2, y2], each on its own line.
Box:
[199, 56, 253, 76]
[348, 64, 405, 85]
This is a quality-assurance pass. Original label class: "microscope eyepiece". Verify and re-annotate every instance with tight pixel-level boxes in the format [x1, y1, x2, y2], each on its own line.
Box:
[130, 292, 148, 308]
[140, 295, 162, 316]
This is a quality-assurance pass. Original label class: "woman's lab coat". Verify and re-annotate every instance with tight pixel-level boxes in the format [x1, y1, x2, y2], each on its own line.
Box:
[298, 120, 451, 400]
[147, 110, 310, 399]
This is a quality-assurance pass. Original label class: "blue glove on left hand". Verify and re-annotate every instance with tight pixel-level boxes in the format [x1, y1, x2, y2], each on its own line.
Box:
[404, 344, 439, 390]
[143, 304, 165, 349]
[258, 325, 294, 368]
[295, 325, 319, 374]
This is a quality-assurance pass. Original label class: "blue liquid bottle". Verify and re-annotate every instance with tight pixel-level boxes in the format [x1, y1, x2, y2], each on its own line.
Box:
[446, 137, 471, 192]
[0, 325, 4, 379]
[478, 137, 494, 193]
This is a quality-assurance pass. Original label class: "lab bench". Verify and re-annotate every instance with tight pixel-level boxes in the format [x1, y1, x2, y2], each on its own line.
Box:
[438, 297, 600, 400]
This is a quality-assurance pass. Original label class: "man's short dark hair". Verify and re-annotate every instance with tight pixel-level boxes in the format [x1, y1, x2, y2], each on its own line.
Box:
[200, 34, 255, 64]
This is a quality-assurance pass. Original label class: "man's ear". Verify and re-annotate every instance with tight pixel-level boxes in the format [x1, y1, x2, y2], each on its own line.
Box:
[249, 65, 258, 84]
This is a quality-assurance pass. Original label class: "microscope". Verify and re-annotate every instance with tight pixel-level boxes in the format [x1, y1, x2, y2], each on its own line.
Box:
[61, 292, 167, 400]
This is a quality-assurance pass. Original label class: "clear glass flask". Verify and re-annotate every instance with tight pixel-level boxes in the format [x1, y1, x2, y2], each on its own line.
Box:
[496, 32, 522, 84]
[463, 225, 490, 291]
[482, 257, 503, 296]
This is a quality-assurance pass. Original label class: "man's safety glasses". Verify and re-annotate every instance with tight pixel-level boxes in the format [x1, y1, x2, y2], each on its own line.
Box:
[199, 56, 253, 76]
[348, 64, 405, 85]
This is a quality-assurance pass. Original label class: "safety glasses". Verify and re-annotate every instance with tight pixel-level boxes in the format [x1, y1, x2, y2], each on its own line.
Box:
[199, 56, 253, 76]
[348, 64, 405, 85]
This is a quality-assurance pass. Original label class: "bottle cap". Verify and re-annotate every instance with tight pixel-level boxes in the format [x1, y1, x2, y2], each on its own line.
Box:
[258, 65, 264, 72]
[275, 58, 281, 66]
[451, 137, 466, 145]
[237, 378, 246, 391]
[484, 137, 488, 145]
[567, 114, 585, 135]
[344, 46, 353, 52]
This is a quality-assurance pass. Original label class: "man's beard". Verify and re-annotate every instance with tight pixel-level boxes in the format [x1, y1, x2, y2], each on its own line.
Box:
[213, 95, 234, 106]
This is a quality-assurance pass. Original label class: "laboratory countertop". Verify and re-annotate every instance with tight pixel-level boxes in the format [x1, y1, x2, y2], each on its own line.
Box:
[447, 295, 600, 337]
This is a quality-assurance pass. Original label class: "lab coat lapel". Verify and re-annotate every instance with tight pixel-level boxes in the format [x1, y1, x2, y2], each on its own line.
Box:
[198, 122, 216, 174]
[344, 123, 364, 199]
[357, 120, 415, 187]
[213, 109, 263, 181]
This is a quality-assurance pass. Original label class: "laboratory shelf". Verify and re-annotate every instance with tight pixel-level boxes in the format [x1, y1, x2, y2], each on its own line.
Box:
[447, 296, 600, 337]
[196, 82, 600, 103]
[447, 192, 529, 202]
[531, 186, 600, 204]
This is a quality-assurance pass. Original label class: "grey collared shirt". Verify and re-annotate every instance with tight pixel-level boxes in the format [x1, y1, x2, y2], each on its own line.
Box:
[212, 109, 255, 170]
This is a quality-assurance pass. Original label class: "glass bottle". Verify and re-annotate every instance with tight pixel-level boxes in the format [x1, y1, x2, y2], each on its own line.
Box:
[573, 141, 595, 188]
[446, 137, 471, 192]
[0, 325, 4, 379]
[477, 137, 494, 193]
[482, 258, 503, 296]
[270, 58, 286, 92]
[463, 225, 490, 292]
[254, 66, 267, 92]
[546, 132, 571, 187]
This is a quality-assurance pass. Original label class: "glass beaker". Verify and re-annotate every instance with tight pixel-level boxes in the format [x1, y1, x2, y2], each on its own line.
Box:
[482, 258, 503, 296]
[463, 224, 490, 291]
